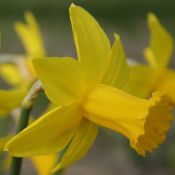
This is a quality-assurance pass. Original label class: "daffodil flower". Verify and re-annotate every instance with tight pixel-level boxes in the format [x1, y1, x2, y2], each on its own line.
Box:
[0, 11, 45, 88]
[15, 11, 46, 83]
[5, 5, 173, 172]
[0, 12, 45, 115]
[124, 13, 175, 103]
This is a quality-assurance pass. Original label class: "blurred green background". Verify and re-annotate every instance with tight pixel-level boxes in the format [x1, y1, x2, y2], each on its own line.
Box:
[1, 0, 175, 175]
[1, 0, 175, 62]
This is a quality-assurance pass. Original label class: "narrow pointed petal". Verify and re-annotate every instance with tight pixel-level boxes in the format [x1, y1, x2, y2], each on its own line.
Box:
[0, 89, 26, 115]
[53, 119, 98, 172]
[82, 84, 173, 156]
[32, 154, 56, 175]
[32, 57, 86, 106]
[69, 4, 111, 83]
[123, 65, 157, 98]
[14, 11, 45, 58]
[103, 34, 129, 88]
[144, 13, 174, 69]
[5, 104, 81, 157]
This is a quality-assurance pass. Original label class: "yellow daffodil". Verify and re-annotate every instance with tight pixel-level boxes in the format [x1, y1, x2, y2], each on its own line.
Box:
[124, 13, 175, 103]
[5, 5, 173, 172]
[0, 11, 45, 88]
[0, 14, 35, 115]
[14, 11, 45, 84]
[16, 11, 45, 80]
[0, 12, 45, 116]
[0, 12, 44, 113]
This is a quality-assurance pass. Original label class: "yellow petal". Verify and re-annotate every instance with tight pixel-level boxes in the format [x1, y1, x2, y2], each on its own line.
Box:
[32, 154, 56, 175]
[123, 65, 156, 98]
[53, 119, 97, 172]
[69, 4, 111, 83]
[32, 57, 86, 106]
[156, 69, 175, 104]
[82, 84, 173, 156]
[5, 104, 81, 156]
[144, 13, 174, 69]
[14, 11, 45, 58]
[0, 63, 22, 86]
[0, 89, 26, 115]
[0, 135, 13, 152]
[103, 34, 129, 88]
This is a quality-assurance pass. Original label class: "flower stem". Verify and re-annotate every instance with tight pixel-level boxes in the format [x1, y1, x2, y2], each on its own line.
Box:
[0, 117, 10, 174]
[9, 81, 43, 175]
[10, 104, 33, 175]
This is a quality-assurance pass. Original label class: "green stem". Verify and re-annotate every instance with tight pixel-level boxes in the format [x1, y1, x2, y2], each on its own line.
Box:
[16, 106, 32, 133]
[10, 106, 32, 175]
[9, 81, 43, 175]
[10, 158, 22, 175]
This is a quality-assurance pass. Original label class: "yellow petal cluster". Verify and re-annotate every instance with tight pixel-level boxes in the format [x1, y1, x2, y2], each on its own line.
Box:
[1, 11, 45, 88]
[0, 11, 45, 115]
[124, 13, 175, 105]
[13, 11, 46, 84]
[15, 11, 46, 82]
[5, 4, 173, 173]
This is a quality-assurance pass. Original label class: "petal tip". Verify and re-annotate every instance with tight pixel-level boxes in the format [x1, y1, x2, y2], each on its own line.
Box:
[4, 140, 11, 151]
[70, 3, 76, 8]
[4, 142, 11, 153]
[69, 3, 77, 12]
[25, 11, 32, 18]
[114, 33, 120, 40]
[147, 12, 157, 24]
